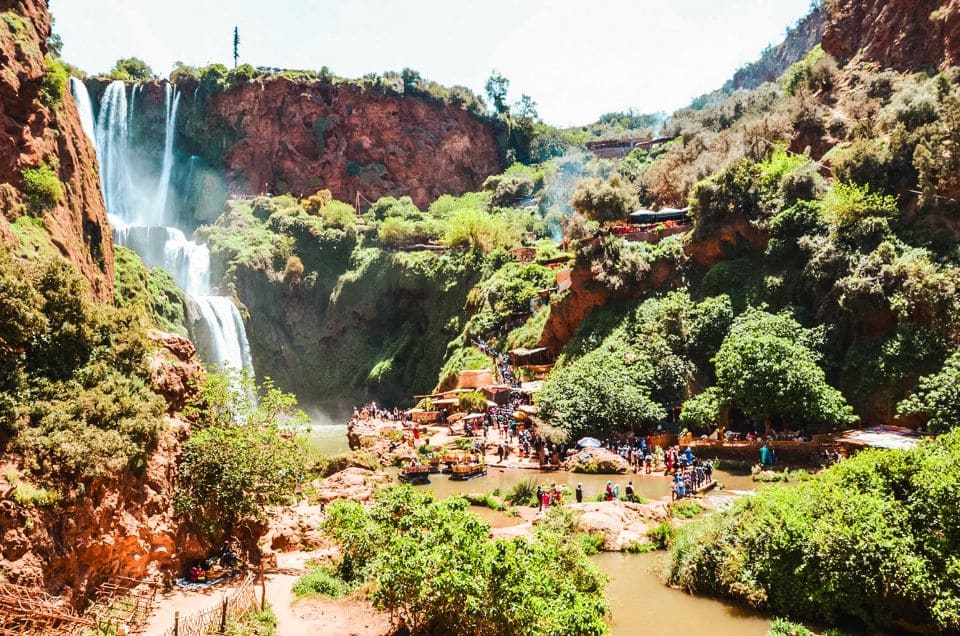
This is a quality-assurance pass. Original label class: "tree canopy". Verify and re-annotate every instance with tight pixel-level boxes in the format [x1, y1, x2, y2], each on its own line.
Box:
[107, 57, 153, 81]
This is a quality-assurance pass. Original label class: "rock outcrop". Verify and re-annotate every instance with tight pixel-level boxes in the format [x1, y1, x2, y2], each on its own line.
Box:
[822, 0, 960, 71]
[0, 0, 114, 301]
[563, 447, 630, 474]
[729, 6, 826, 90]
[202, 78, 501, 209]
[147, 328, 203, 412]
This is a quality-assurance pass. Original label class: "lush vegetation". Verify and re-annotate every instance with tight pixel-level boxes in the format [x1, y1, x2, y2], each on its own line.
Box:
[176, 370, 311, 537]
[668, 431, 960, 632]
[20, 160, 63, 213]
[323, 486, 608, 635]
[105, 56, 153, 81]
[0, 250, 165, 481]
[113, 246, 188, 336]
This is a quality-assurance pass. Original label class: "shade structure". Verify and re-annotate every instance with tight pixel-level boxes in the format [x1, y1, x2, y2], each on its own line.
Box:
[577, 437, 602, 448]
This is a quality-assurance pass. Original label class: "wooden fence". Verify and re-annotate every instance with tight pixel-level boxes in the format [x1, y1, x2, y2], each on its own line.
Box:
[160, 573, 259, 636]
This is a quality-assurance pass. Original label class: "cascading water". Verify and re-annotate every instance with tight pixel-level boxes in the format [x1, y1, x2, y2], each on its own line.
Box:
[73, 79, 254, 373]
[152, 83, 181, 226]
[69, 77, 96, 143]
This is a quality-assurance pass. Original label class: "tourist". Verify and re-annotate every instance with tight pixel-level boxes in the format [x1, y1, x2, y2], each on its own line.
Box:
[613, 483, 621, 500]
[644, 451, 653, 474]
[576, 483, 583, 503]
[760, 443, 772, 467]
[605, 481, 614, 501]
[625, 481, 635, 502]
[537, 484, 544, 512]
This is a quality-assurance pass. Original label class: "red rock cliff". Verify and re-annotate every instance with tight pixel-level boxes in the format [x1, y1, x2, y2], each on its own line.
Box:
[822, 0, 960, 71]
[201, 77, 501, 208]
[0, 0, 114, 301]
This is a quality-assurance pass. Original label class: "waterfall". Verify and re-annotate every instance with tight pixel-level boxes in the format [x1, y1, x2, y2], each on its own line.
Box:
[94, 80, 132, 220]
[69, 77, 96, 143]
[192, 296, 254, 372]
[152, 83, 181, 226]
[84, 77, 255, 374]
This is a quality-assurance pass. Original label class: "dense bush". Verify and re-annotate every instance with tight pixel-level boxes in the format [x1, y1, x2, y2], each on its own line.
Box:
[176, 370, 310, 537]
[897, 350, 960, 433]
[703, 308, 855, 431]
[324, 487, 609, 635]
[105, 56, 153, 81]
[571, 175, 635, 225]
[458, 390, 487, 413]
[668, 431, 960, 632]
[21, 161, 63, 212]
[0, 252, 165, 480]
[39, 56, 67, 108]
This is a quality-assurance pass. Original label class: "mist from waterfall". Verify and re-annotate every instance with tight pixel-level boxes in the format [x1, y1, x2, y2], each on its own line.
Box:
[71, 78, 254, 374]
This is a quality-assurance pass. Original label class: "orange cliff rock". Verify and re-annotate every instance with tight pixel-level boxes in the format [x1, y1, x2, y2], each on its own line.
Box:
[0, 0, 114, 301]
[203, 77, 501, 208]
[822, 0, 960, 71]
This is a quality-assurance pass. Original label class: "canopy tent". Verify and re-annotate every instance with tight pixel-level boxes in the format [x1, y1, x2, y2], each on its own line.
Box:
[628, 207, 689, 225]
[577, 437, 602, 448]
[509, 347, 551, 366]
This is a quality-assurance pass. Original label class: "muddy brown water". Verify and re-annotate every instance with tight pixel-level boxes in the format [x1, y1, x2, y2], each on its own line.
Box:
[595, 552, 771, 635]
[418, 465, 758, 501]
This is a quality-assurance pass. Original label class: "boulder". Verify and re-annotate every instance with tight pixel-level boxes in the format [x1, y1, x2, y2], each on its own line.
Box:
[564, 447, 630, 474]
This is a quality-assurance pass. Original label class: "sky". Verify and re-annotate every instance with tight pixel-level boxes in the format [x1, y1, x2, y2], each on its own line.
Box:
[53, 0, 813, 127]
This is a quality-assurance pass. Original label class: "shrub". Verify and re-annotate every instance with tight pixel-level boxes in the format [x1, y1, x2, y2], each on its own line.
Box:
[292, 567, 351, 598]
[669, 501, 702, 519]
[504, 478, 538, 507]
[647, 522, 675, 549]
[767, 619, 814, 636]
[571, 175, 635, 225]
[577, 532, 605, 555]
[667, 431, 960, 632]
[323, 487, 609, 635]
[39, 57, 68, 108]
[21, 162, 63, 212]
[458, 390, 487, 413]
[821, 182, 898, 228]
[283, 255, 304, 285]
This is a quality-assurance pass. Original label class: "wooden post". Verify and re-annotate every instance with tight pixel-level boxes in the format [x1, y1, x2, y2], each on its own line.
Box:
[219, 596, 228, 633]
[260, 562, 267, 611]
[173, 611, 179, 636]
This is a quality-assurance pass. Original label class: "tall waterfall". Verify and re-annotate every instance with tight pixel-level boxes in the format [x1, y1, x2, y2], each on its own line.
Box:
[72, 79, 254, 374]
[152, 83, 181, 226]
[69, 78, 96, 143]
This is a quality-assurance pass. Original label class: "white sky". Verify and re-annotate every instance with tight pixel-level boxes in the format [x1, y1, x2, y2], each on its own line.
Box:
[53, 0, 813, 126]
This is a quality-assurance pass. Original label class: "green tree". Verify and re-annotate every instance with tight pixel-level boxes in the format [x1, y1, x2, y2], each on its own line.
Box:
[107, 57, 153, 81]
[712, 309, 855, 431]
[324, 487, 609, 635]
[572, 175, 636, 225]
[485, 70, 510, 114]
[233, 26, 240, 68]
[176, 369, 310, 537]
[897, 350, 960, 433]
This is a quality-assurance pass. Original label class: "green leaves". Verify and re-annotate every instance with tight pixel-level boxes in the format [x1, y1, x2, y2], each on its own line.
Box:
[668, 431, 960, 631]
[323, 486, 609, 635]
[897, 350, 960, 433]
[707, 308, 855, 429]
[176, 369, 309, 537]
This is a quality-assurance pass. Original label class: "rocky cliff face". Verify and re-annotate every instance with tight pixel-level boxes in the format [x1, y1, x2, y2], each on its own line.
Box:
[822, 0, 960, 71]
[197, 78, 501, 209]
[730, 6, 826, 90]
[0, 0, 114, 301]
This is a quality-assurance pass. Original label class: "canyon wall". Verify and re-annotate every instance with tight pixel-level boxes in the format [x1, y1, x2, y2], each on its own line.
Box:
[0, 0, 114, 301]
[729, 5, 826, 90]
[822, 0, 960, 71]
[85, 75, 502, 224]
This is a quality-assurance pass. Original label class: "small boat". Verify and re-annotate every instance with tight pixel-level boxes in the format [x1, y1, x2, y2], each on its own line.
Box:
[400, 465, 432, 485]
[449, 462, 487, 481]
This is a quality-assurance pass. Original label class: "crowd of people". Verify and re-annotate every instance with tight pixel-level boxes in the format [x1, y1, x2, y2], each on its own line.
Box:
[353, 402, 406, 422]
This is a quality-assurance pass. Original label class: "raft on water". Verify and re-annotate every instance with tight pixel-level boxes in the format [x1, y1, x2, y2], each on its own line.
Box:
[449, 463, 487, 481]
[400, 465, 432, 484]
